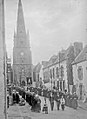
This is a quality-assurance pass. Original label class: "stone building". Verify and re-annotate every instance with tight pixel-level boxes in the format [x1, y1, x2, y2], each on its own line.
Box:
[42, 42, 83, 92]
[13, 0, 32, 86]
[43, 51, 68, 91]
[33, 63, 42, 87]
[7, 58, 12, 85]
[72, 45, 87, 100]
[0, 0, 7, 118]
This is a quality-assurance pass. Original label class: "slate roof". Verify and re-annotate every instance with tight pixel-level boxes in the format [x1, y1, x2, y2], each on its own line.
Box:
[43, 49, 68, 69]
[72, 45, 87, 65]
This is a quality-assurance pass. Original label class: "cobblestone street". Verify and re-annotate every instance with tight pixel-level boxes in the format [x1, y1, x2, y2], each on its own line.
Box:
[8, 96, 87, 119]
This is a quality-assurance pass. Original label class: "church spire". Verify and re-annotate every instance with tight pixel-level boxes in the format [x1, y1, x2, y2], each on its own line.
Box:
[17, 0, 26, 37]
[27, 30, 30, 48]
[13, 29, 16, 47]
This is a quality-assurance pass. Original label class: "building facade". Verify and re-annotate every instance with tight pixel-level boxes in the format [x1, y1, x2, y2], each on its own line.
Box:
[33, 63, 42, 87]
[72, 45, 87, 100]
[43, 51, 68, 92]
[42, 42, 83, 92]
[13, 0, 32, 86]
[7, 58, 12, 85]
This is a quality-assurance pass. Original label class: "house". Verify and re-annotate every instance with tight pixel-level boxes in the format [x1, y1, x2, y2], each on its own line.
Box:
[72, 45, 87, 100]
[42, 50, 68, 92]
[33, 63, 42, 87]
[42, 42, 83, 92]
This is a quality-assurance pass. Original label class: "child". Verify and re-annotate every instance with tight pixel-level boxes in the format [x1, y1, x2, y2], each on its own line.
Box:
[60, 95, 65, 111]
[42, 98, 48, 114]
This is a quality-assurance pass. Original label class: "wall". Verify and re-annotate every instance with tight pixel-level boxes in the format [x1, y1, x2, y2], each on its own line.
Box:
[43, 60, 68, 91]
[73, 61, 87, 99]
[0, 0, 6, 118]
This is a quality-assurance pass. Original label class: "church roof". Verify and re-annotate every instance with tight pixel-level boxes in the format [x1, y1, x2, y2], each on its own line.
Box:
[72, 45, 87, 65]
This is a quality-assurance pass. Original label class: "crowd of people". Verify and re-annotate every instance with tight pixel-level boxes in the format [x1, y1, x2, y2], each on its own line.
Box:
[7, 86, 78, 114]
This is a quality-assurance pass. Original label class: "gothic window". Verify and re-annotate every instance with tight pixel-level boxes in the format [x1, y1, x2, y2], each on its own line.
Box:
[20, 52, 24, 56]
[78, 66, 83, 80]
[20, 51, 25, 63]
[20, 41, 24, 46]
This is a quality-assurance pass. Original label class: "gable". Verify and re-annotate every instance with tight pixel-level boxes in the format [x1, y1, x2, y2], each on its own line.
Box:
[72, 45, 87, 65]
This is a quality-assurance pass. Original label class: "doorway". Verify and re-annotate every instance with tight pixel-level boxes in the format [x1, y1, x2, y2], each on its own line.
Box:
[79, 84, 83, 100]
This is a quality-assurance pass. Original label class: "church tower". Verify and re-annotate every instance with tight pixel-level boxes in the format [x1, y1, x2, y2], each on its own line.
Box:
[13, 0, 33, 86]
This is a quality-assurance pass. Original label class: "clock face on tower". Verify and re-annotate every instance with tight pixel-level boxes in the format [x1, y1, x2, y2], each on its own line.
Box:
[20, 52, 24, 56]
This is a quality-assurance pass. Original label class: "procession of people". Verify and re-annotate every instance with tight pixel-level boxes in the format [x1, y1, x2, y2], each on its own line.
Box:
[7, 85, 78, 114]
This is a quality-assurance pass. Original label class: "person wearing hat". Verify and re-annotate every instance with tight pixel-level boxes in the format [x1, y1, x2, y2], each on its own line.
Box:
[12, 90, 16, 104]
[16, 92, 20, 104]
[56, 92, 60, 110]
[42, 97, 48, 114]
[49, 92, 54, 111]
[60, 95, 65, 111]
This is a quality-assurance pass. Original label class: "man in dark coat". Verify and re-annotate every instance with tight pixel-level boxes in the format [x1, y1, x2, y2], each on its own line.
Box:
[16, 92, 20, 104]
[49, 92, 54, 111]
[12, 90, 16, 104]
[56, 93, 60, 110]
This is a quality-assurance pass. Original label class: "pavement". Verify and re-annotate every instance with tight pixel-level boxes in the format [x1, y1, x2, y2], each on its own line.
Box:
[7, 104, 24, 119]
[78, 100, 87, 111]
[7, 96, 87, 119]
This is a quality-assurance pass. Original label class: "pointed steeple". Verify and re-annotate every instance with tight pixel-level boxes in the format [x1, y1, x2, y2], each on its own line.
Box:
[17, 0, 26, 38]
[27, 30, 30, 48]
[13, 29, 16, 47]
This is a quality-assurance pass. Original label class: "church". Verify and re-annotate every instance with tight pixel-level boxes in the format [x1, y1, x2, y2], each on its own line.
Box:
[13, 0, 33, 86]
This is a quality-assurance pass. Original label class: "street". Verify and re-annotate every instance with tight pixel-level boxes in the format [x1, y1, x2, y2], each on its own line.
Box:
[8, 96, 87, 119]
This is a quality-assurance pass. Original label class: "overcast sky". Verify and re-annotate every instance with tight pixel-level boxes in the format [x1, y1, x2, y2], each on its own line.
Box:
[5, 0, 87, 65]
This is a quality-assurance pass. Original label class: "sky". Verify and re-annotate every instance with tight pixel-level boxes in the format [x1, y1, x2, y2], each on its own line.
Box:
[5, 0, 87, 65]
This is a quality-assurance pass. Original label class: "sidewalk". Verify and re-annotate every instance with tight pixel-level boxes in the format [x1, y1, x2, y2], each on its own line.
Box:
[78, 100, 87, 111]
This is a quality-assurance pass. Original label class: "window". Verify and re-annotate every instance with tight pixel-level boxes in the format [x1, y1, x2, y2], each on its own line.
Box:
[50, 69, 52, 79]
[63, 80, 65, 91]
[56, 67, 59, 78]
[61, 65, 64, 78]
[53, 68, 55, 78]
[78, 66, 83, 80]
[86, 67, 87, 70]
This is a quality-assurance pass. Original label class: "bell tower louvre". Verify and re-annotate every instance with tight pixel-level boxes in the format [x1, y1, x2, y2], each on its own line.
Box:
[13, 0, 33, 86]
